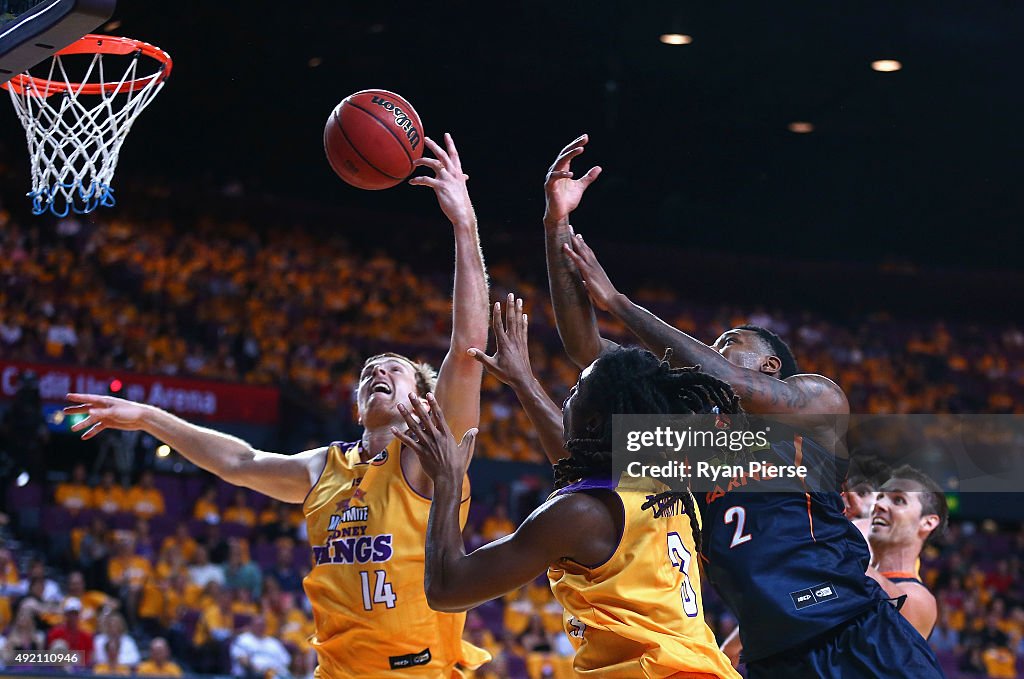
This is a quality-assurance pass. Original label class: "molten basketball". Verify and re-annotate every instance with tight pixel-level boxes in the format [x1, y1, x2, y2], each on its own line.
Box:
[324, 89, 425, 190]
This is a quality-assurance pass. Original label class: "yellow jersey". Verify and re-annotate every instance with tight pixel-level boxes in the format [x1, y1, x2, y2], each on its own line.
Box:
[303, 439, 490, 678]
[547, 477, 740, 679]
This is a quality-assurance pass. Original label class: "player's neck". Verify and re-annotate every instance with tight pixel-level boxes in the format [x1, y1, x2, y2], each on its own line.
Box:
[360, 426, 397, 462]
[873, 543, 920, 575]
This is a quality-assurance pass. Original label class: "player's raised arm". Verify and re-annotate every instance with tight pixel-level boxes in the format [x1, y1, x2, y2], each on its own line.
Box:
[64, 394, 324, 504]
[469, 295, 569, 463]
[543, 134, 617, 368]
[392, 394, 615, 612]
[409, 133, 489, 439]
[564, 235, 849, 418]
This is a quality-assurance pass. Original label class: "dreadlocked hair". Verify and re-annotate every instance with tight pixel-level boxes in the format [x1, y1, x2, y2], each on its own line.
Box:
[553, 346, 743, 556]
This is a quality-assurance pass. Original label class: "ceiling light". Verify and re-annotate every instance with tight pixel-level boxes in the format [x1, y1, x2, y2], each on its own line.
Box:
[156, 444, 171, 458]
[660, 34, 693, 45]
[871, 59, 902, 72]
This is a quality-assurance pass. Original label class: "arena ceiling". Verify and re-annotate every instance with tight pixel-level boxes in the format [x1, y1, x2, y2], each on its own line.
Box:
[2, 1, 1021, 270]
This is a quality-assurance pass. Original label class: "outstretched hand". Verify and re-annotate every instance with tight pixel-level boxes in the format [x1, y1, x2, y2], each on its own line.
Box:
[392, 393, 476, 483]
[409, 132, 475, 228]
[468, 293, 534, 389]
[64, 393, 149, 440]
[544, 134, 602, 226]
[563, 233, 620, 312]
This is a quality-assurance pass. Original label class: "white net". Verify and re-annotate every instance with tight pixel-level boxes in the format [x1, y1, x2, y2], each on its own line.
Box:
[5, 46, 168, 216]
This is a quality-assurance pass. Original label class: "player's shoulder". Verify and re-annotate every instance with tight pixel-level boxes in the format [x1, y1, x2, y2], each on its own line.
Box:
[535, 490, 622, 568]
[530, 487, 619, 535]
[783, 372, 849, 412]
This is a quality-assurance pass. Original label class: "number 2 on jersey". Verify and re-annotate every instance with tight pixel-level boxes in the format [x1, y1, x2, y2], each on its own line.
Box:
[724, 506, 753, 548]
[360, 570, 397, 610]
[667, 532, 699, 617]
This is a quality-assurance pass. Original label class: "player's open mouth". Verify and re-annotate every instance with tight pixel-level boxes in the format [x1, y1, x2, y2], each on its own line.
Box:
[871, 518, 889, 527]
[371, 382, 393, 395]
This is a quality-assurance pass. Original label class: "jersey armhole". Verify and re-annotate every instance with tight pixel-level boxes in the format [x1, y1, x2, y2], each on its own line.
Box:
[301, 445, 335, 513]
[559, 488, 625, 571]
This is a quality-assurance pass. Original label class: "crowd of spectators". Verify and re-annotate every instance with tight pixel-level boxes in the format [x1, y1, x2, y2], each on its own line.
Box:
[2, 208, 1023, 466]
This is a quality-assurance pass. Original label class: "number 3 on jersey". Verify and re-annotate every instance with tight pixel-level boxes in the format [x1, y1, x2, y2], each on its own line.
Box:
[360, 570, 396, 610]
[724, 506, 753, 548]
[667, 533, 699, 617]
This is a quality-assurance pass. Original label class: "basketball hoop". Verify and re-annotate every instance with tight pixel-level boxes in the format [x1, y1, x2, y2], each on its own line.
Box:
[1, 34, 172, 216]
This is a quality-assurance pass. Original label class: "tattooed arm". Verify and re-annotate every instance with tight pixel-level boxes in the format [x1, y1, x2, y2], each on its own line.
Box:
[543, 134, 618, 368]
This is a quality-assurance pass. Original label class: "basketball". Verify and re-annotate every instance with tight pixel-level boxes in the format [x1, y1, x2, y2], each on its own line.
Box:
[324, 89, 425, 190]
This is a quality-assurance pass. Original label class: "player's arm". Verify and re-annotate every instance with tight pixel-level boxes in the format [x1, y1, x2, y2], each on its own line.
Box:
[392, 394, 616, 611]
[720, 626, 742, 668]
[410, 133, 489, 440]
[866, 569, 937, 639]
[543, 134, 617, 369]
[65, 394, 324, 504]
[564, 235, 849, 416]
[469, 295, 569, 463]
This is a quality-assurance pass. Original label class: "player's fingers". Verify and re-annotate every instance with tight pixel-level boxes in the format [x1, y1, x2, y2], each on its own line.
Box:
[63, 404, 92, 414]
[505, 293, 516, 335]
[70, 415, 96, 433]
[391, 427, 422, 454]
[522, 314, 529, 344]
[412, 157, 444, 173]
[407, 394, 438, 441]
[81, 422, 107, 440]
[397, 401, 426, 442]
[66, 393, 105, 406]
[467, 348, 500, 374]
[444, 133, 461, 169]
[408, 177, 441, 188]
[424, 136, 452, 169]
[563, 243, 588, 275]
[459, 427, 478, 456]
[578, 165, 603, 188]
[513, 298, 525, 342]
[552, 146, 585, 172]
[425, 393, 453, 441]
[573, 233, 597, 260]
[491, 301, 508, 341]
[557, 134, 588, 157]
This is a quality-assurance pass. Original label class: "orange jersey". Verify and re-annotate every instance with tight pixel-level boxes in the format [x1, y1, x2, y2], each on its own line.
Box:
[548, 478, 740, 679]
[127, 487, 165, 518]
[93, 485, 128, 513]
[303, 439, 489, 678]
[55, 483, 94, 512]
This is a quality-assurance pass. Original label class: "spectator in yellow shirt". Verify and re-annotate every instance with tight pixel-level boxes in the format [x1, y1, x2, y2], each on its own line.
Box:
[64, 570, 116, 634]
[481, 504, 516, 541]
[127, 471, 165, 519]
[107, 534, 152, 628]
[160, 523, 198, 564]
[223, 489, 255, 527]
[136, 637, 183, 677]
[93, 637, 132, 676]
[93, 470, 128, 515]
[0, 547, 20, 593]
[54, 463, 93, 514]
[192, 486, 220, 524]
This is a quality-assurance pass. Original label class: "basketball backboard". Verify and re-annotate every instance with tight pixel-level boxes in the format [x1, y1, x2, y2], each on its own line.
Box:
[0, 0, 114, 84]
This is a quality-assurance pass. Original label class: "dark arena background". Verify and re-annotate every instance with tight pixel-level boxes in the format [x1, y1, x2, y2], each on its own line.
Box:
[1, 2, 1023, 678]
